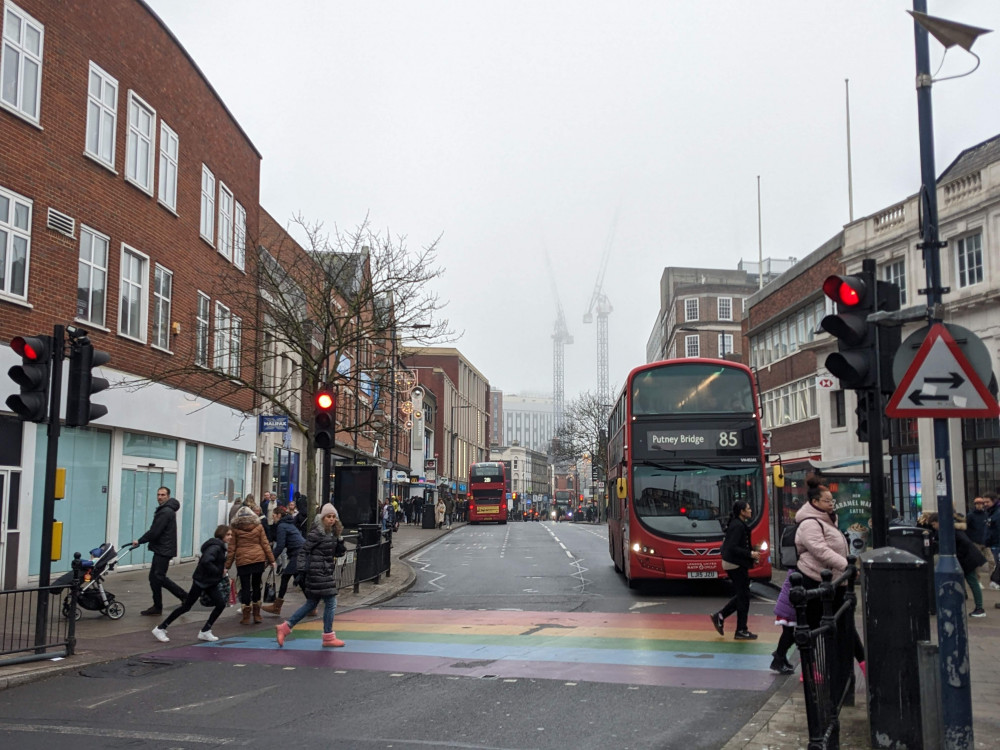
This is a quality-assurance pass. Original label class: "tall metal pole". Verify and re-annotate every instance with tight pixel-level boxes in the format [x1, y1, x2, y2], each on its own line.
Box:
[845, 78, 855, 222]
[35, 325, 63, 650]
[911, 2, 972, 745]
[756, 176, 763, 290]
[388, 326, 396, 502]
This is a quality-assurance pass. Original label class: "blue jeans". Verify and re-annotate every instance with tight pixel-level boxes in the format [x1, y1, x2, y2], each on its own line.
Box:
[286, 594, 337, 633]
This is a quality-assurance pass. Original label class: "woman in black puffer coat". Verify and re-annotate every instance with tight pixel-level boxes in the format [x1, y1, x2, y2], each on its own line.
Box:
[276, 504, 346, 648]
[152, 525, 231, 643]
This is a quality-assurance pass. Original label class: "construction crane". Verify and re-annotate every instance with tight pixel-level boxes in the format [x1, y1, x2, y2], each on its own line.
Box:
[544, 249, 573, 431]
[583, 213, 616, 408]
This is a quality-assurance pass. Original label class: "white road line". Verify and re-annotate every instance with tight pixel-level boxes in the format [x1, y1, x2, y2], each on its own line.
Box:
[0, 724, 243, 745]
[156, 684, 277, 713]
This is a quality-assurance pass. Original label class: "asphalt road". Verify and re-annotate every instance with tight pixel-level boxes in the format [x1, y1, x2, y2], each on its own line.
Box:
[0, 521, 788, 750]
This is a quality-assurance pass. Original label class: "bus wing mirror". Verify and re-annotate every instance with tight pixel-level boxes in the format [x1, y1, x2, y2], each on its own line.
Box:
[616, 477, 627, 500]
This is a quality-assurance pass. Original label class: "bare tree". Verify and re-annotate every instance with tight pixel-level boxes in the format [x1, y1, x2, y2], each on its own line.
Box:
[550, 390, 610, 481]
[130, 212, 452, 516]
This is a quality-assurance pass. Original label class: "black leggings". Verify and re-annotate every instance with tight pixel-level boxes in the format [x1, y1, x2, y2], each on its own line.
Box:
[277, 573, 293, 598]
[719, 566, 751, 631]
[159, 582, 225, 632]
[237, 561, 266, 604]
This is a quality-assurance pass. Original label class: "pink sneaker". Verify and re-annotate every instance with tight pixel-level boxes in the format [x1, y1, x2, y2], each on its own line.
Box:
[322, 631, 345, 648]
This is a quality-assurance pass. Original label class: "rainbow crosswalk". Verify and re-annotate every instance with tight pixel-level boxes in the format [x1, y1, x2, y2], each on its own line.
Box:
[165, 609, 781, 690]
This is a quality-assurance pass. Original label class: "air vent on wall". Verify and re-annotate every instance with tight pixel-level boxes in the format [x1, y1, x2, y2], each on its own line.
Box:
[47, 208, 75, 238]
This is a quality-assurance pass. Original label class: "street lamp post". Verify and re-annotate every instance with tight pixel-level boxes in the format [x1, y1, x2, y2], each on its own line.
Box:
[909, 6, 990, 747]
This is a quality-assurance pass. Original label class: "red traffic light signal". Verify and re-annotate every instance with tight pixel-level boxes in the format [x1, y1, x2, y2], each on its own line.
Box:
[7, 335, 53, 423]
[314, 388, 336, 450]
[822, 275, 865, 307]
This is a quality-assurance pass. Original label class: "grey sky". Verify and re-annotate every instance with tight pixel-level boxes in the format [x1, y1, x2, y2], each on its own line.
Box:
[146, 1, 1000, 400]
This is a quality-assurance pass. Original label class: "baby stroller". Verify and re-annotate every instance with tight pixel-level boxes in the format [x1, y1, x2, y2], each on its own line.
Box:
[52, 542, 135, 620]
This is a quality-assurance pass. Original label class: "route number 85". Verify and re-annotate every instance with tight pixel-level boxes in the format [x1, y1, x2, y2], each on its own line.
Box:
[718, 431, 738, 447]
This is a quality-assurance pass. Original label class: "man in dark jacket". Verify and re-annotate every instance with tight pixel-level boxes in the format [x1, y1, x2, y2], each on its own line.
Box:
[132, 486, 187, 615]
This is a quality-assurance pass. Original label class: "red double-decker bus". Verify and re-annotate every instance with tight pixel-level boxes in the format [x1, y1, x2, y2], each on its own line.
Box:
[607, 359, 771, 587]
[468, 461, 509, 524]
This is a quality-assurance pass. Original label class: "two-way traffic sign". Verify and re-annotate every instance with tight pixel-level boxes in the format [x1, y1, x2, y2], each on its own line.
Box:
[886, 323, 999, 418]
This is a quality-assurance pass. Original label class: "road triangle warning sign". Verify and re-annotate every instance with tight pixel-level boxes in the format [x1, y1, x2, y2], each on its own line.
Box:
[886, 323, 999, 418]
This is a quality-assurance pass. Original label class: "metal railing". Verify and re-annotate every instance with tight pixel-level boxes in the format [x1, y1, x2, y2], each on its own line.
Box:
[789, 558, 859, 750]
[0, 557, 80, 667]
[341, 527, 392, 593]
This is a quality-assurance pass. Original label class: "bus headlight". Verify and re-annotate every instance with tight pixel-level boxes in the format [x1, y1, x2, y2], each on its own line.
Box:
[632, 542, 641, 553]
[758, 541, 769, 552]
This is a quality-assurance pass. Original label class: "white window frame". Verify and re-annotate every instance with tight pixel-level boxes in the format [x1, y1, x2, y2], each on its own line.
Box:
[1, 1, 43, 123]
[883, 257, 907, 306]
[214, 301, 231, 372]
[200, 164, 215, 244]
[195, 291, 210, 367]
[125, 91, 156, 194]
[684, 298, 699, 322]
[684, 334, 700, 358]
[229, 314, 241, 378]
[152, 264, 172, 351]
[717, 333, 734, 357]
[84, 61, 117, 169]
[118, 244, 149, 342]
[77, 225, 108, 327]
[717, 296, 732, 321]
[157, 121, 178, 212]
[955, 233, 983, 289]
[217, 182, 233, 262]
[0, 184, 31, 299]
[233, 201, 246, 271]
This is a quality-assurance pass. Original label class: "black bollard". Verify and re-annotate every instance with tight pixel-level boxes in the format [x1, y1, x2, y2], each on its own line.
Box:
[861, 547, 932, 750]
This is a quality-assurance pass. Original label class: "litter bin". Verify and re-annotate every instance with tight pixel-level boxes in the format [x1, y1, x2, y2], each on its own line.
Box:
[422, 501, 437, 529]
[886, 526, 936, 615]
[861, 547, 932, 750]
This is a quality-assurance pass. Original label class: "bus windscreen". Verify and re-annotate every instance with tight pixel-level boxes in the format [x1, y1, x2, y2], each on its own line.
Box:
[632, 363, 754, 415]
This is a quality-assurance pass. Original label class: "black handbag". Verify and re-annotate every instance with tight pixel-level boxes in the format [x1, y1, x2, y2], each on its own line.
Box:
[200, 578, 230, 607]
[262, 568, 276, 603]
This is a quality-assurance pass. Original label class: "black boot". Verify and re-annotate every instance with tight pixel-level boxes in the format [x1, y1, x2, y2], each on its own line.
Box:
[770, 651, 794, 675]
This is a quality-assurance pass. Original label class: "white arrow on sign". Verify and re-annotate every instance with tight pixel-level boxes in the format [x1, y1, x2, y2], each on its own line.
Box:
[886, 323, 999, 418]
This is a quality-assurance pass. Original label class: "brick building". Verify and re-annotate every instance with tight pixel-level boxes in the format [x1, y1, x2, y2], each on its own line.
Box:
[0, 0, 263, 585]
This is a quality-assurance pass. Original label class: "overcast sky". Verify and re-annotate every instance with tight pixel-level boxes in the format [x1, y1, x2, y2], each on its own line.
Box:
[146, 0, 1000, 401]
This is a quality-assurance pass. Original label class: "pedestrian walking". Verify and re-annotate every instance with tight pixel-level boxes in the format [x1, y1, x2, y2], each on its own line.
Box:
[921, 512, 987, 617]
[261, 504, 306, 618]
[444, 494, 455, 529]
[983, 492, 1000, 588]
[435, 497, 446, 529]
[152, 525, 232, 643]
[131, 485, 187, 616]
[967, 496, 993, 586]
[227, 495, 244, 525]
[709, 500, 760, 640]
[793, 475, 866, 671]
[770, 573, 797, 674]
[225, 505, 276, 625]
[276, 503, 347, 649]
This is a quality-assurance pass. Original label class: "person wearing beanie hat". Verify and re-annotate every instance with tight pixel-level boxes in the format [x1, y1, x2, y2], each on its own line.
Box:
[276, 502, 346, 649]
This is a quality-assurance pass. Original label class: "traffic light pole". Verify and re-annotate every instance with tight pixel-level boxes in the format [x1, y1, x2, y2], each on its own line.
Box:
[912, 2, 972, 745]
[34, 324, 63, 651]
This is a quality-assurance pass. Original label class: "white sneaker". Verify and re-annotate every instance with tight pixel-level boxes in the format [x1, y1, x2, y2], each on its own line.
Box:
[989, 582, 1000, 591]
[151, 627, 169, 643]
[197, 630, 219, 642]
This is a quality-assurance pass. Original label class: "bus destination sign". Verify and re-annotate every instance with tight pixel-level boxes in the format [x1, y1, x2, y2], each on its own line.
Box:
[646, 429, 742, 451]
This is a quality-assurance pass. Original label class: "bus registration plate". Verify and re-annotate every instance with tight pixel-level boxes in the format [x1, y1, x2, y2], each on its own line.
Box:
[687, 571, 718, 579]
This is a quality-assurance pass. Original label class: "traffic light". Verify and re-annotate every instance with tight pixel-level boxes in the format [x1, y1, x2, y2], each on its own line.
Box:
[6, 335, 53, 422]
[314, 387, 336, 449]
[855, 392, 891, 444]
[821, 273, 876, 389]
[66, 341, 110, 427]
[821, 270, 901, 391]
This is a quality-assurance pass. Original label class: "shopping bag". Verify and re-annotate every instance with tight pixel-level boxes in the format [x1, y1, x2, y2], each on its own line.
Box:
[228, 578, 238, 605]
[262, 568, 276, 603]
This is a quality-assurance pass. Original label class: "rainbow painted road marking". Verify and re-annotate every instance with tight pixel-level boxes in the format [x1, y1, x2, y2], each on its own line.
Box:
[165, 609, 780, 690]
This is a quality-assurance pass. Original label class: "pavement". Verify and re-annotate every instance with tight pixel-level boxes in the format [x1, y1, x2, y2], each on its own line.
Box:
[2, 525, 999, 749]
